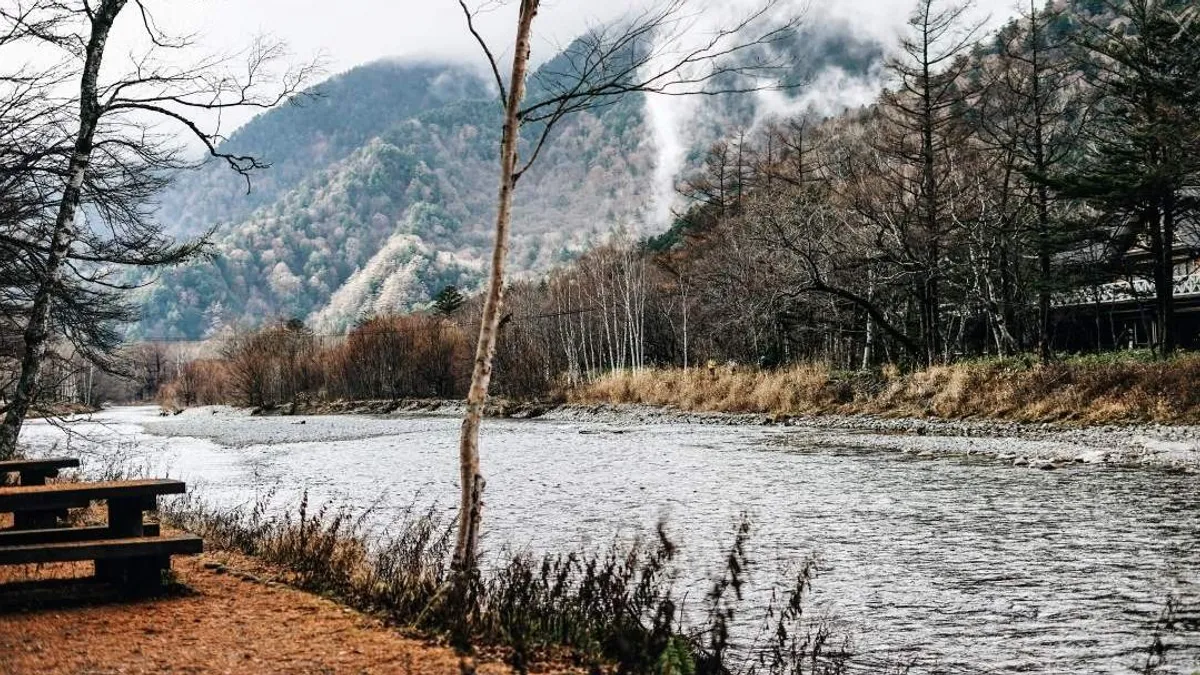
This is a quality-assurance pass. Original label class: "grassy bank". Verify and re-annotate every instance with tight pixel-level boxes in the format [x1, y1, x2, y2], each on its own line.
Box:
[162, 495, 863, 674]
[567, 352, 1200, 425]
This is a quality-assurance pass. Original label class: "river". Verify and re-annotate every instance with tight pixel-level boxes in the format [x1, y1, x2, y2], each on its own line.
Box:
[17, 406, 1200, 674]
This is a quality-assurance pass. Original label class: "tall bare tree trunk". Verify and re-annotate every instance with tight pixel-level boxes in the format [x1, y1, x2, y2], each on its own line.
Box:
[0, 0, 126, 460]
[1029, 0, 1054, 363]
[452, 0, 539, 573]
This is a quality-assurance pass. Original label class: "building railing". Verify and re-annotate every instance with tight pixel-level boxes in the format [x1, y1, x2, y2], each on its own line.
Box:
[1053, 268, 1200, 308]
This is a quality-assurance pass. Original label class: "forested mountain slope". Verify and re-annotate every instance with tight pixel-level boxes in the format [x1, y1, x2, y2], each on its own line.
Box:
[138, 23, 884, 339]
[155, 61, 490, 237]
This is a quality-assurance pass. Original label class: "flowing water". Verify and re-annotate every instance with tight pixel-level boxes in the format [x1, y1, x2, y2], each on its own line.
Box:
[18, 406, 1200, 674]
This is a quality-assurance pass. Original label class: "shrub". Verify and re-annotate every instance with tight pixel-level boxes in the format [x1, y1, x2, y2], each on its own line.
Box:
[158, 359, 233, 408]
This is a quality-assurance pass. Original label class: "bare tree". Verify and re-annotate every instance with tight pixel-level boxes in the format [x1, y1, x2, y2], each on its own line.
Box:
[974, 0, 1084, 360]
[0, 0, 316, 458]
[452, 0, 802, 573]
[874, 0, 984, 364]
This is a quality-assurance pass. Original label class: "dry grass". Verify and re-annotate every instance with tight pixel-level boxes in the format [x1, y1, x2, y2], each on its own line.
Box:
[0, 549, 529, 675]
[572, 364, 855, 417]
[158, 495, 860, 675]
[568, 352, 1200, 424]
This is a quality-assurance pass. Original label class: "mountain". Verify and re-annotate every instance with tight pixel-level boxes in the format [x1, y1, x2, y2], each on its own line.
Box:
[155, 60, 490, 237]
[136, 22, 886, 339]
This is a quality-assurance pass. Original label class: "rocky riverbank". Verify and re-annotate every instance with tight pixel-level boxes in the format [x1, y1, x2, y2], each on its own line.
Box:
[559, 403, 1200, 471]
[154, 398, 1200, 473]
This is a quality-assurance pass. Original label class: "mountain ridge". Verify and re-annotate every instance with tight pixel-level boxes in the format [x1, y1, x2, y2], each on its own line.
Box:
[137, 22, 886, 339]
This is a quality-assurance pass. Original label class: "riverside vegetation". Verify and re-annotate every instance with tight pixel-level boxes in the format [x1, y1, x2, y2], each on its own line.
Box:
[571, 352, 1200, 424]
[154, 320, 1200, 426]
[156, 491, 1189, 674]
[162, 494, 870, 674]
[149, 466, 1190, 674]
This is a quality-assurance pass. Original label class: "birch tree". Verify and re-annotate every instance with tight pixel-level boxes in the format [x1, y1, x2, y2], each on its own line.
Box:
[452, 0, 802, 573]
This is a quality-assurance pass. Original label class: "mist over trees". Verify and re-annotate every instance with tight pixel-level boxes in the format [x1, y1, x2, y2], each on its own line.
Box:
[149, 0, 1200, 418]
[630, 0, 1200, 368]
[131, 20, 887, 340]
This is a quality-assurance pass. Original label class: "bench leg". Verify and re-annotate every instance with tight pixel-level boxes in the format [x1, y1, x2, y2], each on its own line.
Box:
[107, 498, 149, 537]
[12, 471, 69, 529]
[95, 558, 122, 583]
[95, 496, 168, 591]
[127, 555, 172, 592]
[95, 556, 171, 591]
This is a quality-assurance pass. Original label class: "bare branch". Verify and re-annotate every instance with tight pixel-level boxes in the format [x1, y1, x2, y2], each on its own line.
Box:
[457, 0, 508, 106]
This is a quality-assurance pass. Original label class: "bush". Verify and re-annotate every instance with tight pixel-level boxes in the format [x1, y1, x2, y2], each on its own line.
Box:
[326, 314, 470, 400]
[157, 314, 472, 408]
[157, 359, 233, 408]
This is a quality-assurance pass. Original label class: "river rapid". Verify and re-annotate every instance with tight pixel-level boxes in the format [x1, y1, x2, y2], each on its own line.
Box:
[17, 406, 1200, 674]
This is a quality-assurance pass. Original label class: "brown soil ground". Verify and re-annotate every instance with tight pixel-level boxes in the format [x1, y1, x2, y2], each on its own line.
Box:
[0, 546, 530, 674]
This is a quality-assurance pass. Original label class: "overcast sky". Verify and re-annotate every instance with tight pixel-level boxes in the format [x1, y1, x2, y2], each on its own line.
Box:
[122, 0, 1026, 80]
[6, 0, 1027, 140]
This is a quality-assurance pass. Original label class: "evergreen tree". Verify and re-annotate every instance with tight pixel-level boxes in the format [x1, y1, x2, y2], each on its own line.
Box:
[1049, 0, 1200, 356]
[433, 285, 466, 315]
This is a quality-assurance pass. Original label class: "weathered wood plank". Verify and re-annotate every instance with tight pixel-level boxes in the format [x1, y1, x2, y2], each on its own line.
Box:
[0, 533, 202, 565]
[0, 458, 80, 474]
[0, 523, 160, 546]
[0, 479, 186, 512]
[1, 458, 80, 490]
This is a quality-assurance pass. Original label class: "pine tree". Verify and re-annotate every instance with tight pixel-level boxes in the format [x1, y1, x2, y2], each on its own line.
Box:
[1049, 0, 1200, 356]
[433, 285, 466, 315]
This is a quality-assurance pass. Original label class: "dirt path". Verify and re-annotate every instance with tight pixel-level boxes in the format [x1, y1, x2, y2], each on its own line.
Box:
[0, 549, 526, 674]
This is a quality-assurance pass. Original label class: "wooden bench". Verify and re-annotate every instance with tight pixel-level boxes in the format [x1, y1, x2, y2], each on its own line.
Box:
[0, 479, 187, 517]
[0, 479, 201, 589]
[0, 457, 80, 486]
[0, 522, 160, 546]
[0, 457, 81, 528]
[0, 534, 203, 587]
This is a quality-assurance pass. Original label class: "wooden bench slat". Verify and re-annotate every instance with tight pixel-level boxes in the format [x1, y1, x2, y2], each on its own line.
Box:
[0, 479, 186, 512]
[0, 533, 202, 565]
[0, 523, 160, 547]
[0, 458, 80, 473]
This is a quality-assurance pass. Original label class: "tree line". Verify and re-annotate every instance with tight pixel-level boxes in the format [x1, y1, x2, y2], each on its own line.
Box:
[164, 0, 1200, 411]
[640, 0, 1200, 367]
[472, 0, 1200, 373]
